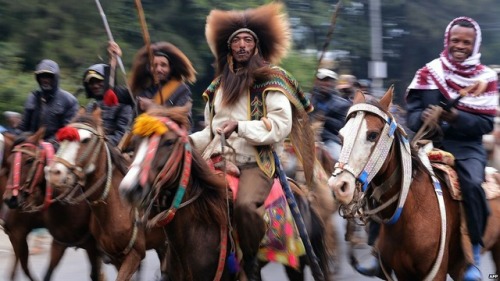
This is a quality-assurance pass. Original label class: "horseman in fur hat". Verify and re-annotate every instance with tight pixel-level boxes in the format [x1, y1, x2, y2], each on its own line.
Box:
[189, 3, 316, 280]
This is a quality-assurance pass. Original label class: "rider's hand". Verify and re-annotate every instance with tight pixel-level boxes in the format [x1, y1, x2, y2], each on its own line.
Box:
[138, 97, 154, 111]
[108, 41, 122, 57]
[216, 120, 238, 139]
[440, 107, 458, 123]
[421, 105, 442, 123]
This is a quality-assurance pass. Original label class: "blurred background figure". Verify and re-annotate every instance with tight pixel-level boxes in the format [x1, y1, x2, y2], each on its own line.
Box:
[310, 69, 352, 161]
[357, 79, 372, 94]
[336, 74, 359, 101]
[3, 111, 22, 135]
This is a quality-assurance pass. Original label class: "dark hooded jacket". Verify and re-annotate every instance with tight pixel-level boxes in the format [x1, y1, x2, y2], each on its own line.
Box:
[19, 59, 79, 142]
[83, 63, 133, 146]
[310, 86, 352, 144]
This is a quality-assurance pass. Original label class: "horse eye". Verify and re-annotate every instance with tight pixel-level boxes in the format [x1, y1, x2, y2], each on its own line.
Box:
[162, 139, 175, 147]
[25, 158, 34, 165]
[367, 132, 379, 142]
[81, 138, 91, 144]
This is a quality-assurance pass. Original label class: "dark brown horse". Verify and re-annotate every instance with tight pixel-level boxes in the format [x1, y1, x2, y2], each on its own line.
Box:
[45, 107, 168, 281]
[118, 107, 331, 281]
[328, 88, 500, 280]
[2, 129, 104, 281]
[1, 131, 66, 281]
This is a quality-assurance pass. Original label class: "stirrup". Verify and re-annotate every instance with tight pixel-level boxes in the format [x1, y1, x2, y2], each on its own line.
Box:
[354, 254, 381, 276]
[463, 264, 481, 281]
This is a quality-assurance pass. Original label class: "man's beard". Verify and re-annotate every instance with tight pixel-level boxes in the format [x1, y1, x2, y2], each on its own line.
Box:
[220, 55, 273, 106]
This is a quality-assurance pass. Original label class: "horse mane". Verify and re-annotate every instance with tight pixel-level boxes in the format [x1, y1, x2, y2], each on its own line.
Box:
[364, 99, 428, 175]
[147, 106, 191, 131]
[184, 146, 229, 227]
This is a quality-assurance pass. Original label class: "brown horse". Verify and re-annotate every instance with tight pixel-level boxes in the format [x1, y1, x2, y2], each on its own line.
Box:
[2, 129, 104, 281]
[118, 107, 331, 281]
[0, 131, 67, 281]
[328, 88, 500, 280]
[45, 108, 168, 281]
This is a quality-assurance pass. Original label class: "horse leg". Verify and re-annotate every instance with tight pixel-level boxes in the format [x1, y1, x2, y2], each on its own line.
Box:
[83, 242, 105, 281]
[42, 241, 67, 281]
[116, 250, 143, 281]
[155, 247, 169, 281]
[7, 227, 37, 281]
[285, 262, 306, 281]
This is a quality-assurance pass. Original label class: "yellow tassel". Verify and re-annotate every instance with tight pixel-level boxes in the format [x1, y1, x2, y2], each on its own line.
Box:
[132, 114, 169, 137]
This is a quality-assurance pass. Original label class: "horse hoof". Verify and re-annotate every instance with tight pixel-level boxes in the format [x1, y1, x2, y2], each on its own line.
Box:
[463, 264, 481, 281]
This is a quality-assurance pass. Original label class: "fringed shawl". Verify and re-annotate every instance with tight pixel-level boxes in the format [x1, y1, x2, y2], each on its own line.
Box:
[407, 17, 498, 116]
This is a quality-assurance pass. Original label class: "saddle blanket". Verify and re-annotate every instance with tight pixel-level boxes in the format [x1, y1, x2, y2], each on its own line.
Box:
[429, 150, 500, 200]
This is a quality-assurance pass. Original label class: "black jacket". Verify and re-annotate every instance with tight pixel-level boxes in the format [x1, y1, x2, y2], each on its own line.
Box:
[406, 88, 494, 160]
[310, 88, 352, 144]
[19, 60, 79, 141]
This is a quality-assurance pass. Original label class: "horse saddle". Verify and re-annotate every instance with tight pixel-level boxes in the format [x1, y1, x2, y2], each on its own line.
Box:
[428, 149, 500, 200]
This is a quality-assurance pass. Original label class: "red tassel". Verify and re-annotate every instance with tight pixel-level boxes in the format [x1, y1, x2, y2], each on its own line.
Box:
[103, 89, 119, 106]
[56, 127, 80, 142]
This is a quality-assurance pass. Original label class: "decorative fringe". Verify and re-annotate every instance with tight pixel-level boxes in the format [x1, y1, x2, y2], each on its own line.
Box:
[289, 107, 316, 187]
[227, 252, 239, 274]
[103, 89, 119, 106]
[132, 114, 169, 137]
[56, 126, 80, 142]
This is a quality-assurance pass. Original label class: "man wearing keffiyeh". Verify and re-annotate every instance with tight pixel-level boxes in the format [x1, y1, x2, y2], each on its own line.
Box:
[406, 17, 498, 281]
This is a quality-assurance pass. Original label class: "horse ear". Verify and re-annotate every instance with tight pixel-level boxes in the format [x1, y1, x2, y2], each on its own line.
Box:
[352, 90, 366, 104]
[32, 127, 46, 142]
[379, 85, 394, 110]
[78, 106, 86, 116]
[91, 106, 102, 123]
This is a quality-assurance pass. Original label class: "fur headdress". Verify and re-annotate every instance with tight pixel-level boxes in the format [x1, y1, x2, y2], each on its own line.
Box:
[205, 2, 291, 75]
[129, 42, 197, 95]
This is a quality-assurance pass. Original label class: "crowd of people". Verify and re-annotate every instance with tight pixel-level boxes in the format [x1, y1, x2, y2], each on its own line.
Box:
[0, 3, 498, 281]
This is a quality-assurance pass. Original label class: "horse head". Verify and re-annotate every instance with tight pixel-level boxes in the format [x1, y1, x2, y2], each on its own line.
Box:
[328, 87, 407, 208]
[3, 128, 49, 209]
[119, 106, 191, 209]
[45, 107, 109, 203]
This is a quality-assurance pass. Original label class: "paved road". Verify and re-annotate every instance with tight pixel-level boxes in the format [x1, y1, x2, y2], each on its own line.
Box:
[0, 214, 497, 280]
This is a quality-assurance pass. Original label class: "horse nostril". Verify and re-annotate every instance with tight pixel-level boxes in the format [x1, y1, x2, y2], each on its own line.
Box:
[340, 183, 347, 193]
[4, 196, 19, 209]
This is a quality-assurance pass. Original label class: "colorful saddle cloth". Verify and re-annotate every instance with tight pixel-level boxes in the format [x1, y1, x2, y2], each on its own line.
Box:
[207, 158, 305, 269]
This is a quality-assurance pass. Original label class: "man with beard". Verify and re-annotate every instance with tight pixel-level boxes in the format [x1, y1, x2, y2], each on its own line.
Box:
[189, 3, 315, 280]
[114, 41, 196, 119]
[19, 59, 79, 144]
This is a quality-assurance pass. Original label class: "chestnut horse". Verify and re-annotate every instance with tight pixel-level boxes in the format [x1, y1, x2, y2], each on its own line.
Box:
[118, 107, 331, 281]
[45, 108, 168, 281]
[2, 129, 104, 281]
[328, 88, 500, 280]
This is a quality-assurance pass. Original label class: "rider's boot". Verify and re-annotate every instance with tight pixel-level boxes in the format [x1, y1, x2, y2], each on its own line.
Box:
[353, 221, 381, 276]
[463, 244, 482, 281]
[354, 251, 381, 276]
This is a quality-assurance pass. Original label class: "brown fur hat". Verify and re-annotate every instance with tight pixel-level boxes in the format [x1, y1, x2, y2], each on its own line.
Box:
[129, 42, 196, 95]
[205, 2, 291, 74]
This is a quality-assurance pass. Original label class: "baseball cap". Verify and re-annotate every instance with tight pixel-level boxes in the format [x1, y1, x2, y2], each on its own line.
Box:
[316, 68, 338, 80]
[3, 111, 21, 119]
[84, 70, 105, 83]
[336, 74, 357, 90]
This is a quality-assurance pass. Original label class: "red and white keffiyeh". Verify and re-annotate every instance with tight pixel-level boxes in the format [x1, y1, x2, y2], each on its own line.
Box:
[407, 17, 498, 116]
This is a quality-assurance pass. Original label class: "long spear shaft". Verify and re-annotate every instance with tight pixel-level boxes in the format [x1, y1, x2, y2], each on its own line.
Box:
[134, 0, 158, 86]
[94, 0, 128, 82]
[317, 0, 342, 70]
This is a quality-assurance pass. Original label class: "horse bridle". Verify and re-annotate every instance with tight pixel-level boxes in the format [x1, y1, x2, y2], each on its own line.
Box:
[53, 123, 113, 204]
[332, 103, 412, 224]
[6, 141, 55, 211]
[135, 116, 194, 228]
